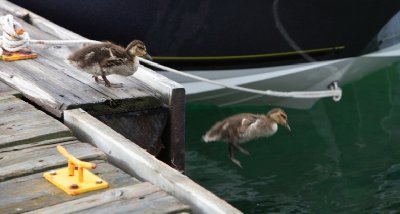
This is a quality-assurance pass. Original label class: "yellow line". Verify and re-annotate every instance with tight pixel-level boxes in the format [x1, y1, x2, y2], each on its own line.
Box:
[153, 46, 345, 61]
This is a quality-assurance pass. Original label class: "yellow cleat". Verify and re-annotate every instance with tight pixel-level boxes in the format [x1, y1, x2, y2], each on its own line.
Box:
[43, 145, 109, 196]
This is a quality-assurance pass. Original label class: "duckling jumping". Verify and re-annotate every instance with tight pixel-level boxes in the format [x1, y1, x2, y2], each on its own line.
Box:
[68, 40, 151, 87]
[202, 108, 290, 168]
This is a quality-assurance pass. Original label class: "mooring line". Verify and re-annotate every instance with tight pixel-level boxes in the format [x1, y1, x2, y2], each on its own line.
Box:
[0, 14, 342, 101]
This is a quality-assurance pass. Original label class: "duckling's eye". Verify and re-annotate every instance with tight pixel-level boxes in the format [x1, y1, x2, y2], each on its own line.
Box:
[280, 113, 287, 119]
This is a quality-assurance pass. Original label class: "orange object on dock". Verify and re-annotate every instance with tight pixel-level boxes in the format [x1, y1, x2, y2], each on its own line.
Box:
[0, 49, 37, 61]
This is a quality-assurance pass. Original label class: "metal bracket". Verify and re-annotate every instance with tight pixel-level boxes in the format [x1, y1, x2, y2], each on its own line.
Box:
[329, 81, 342, 102]
[43, 145, 109, 195]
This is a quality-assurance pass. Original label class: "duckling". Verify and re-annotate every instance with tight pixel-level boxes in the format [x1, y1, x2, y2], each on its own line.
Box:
[68, 40, 151, 87]
[202, 108, 290, 168]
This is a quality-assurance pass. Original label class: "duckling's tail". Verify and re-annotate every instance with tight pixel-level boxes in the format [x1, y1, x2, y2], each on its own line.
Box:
[202, 121, 224, 143]
[202, 130, 221, 143]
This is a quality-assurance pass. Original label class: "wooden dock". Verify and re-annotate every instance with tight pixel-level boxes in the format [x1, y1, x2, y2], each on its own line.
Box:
[0, 0, 184, 171]
[0, 93, 190, 213]
[0, 0, 242, 213]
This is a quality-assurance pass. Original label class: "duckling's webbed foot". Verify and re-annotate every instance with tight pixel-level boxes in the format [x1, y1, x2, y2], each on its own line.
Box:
[93, 76, 105, 83]
[106, 82, 124, 88]
[231, 157, 242, 168]
[101, 73, 123, 88]
[229, 145, 242, 168]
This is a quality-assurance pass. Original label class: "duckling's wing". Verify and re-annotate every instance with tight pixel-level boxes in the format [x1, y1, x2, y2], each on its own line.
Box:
[203, 113, 259, 142]
[68, 43, 127, 68]
[235, 114, 258, 133]
[101, 57, 127, 67]
[100, 45, 130, 68]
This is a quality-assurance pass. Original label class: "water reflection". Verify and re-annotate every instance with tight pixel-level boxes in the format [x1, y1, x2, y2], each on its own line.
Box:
[186, 62, 400, 213]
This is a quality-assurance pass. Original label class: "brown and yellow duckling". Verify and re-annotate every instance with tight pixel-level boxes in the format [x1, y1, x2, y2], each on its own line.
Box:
[202, 108, 290, 168]
[68, 40, 151, 87]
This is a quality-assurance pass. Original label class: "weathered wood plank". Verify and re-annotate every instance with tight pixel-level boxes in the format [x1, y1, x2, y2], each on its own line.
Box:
[64, 109, 241, 214]
[86, 194, 190, 214]
[0, 0, 185, 170]
[133, 67, 186, 170]
[0, 140, 105, 181]
[88, 192, 190, 214]
[0, 95, 30, 112]
[0, 81, 19, 96]
[0, 111, 71, 142]
[0, 9, 163, 110]
[0, 95, 72, 147]
[0, 6, 163, 117]
[0, 136, 76, 152]
[0, 49, 163, 117]
[0, 160, 140, 214]
[26, 182, 191, 214]
[0, 97, 70, 141]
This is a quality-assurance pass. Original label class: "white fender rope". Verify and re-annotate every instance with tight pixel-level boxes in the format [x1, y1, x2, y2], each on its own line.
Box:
[0, 14, 342, 101]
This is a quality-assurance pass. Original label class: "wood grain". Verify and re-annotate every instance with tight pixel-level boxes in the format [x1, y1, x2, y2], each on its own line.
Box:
[0, 140, 105, 181]
[0, 2, 185, 170]
[26, 182, 191, 214]
[0, 160, 140, 214]
[0, 7, 163, 118]
[0, 81, 19, 96]
[0, 95, 72, 148]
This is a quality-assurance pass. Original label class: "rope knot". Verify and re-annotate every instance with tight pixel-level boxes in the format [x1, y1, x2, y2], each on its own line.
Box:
[0, 14, 31, 55]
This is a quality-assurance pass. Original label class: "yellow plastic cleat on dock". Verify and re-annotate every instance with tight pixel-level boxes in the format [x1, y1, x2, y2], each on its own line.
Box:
[43, 145, 109, 195]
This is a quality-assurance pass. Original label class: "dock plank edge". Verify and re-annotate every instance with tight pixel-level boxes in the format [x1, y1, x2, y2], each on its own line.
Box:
[64, 108, 241, 214]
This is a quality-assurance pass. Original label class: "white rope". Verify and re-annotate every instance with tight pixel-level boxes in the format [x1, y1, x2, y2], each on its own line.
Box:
[29, 39, 101, 45]
[138, 57, 342, 101]
[0, 14, 29, 54]
[0, 14, 100, 55]
[0, 14, 342, 101]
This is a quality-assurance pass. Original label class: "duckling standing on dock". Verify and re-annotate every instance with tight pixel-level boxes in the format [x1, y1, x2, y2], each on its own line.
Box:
[68, 40, 151, 87]
[202, 108, 290, 168]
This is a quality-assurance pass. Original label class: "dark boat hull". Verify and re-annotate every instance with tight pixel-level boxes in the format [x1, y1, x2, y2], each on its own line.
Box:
[9, 0, 400, 69]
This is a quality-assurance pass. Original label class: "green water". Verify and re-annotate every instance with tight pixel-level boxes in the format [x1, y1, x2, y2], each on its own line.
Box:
[185, 62, 400, 213]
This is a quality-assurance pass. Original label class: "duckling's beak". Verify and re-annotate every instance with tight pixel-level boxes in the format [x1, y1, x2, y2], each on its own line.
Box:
[285, 123, 291, 132]
[143, 53, 152, 61]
